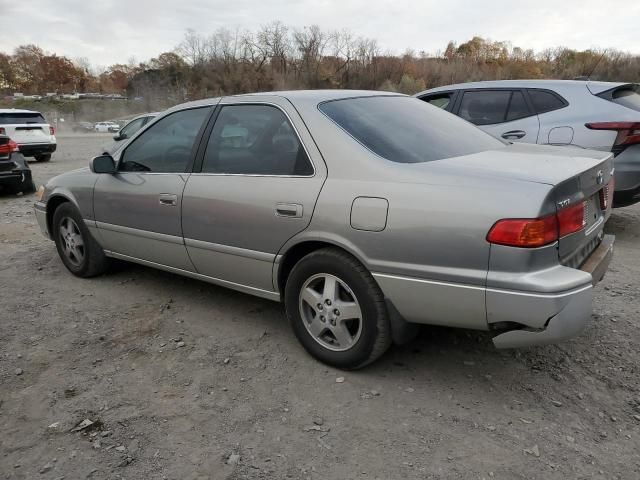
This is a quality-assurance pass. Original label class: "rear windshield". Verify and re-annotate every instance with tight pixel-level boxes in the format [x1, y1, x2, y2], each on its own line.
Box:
[0, 112, 47, 124]
[319, 96, 505, 163]
[609, 85, 640, 112]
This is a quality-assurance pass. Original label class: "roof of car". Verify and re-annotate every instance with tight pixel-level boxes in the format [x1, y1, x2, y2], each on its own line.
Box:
[415, 80, 629, 96]
[0, 108, 42, 114]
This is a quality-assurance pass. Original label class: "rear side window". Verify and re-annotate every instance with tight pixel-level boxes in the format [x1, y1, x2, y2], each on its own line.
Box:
[505, 91, 530, 121]
[319, 96, 504, 164]
[528, 90, 567, 114]
[608, 85, 640, 112]
[0, 112, 46, 124]
[202, 104, 313, 176]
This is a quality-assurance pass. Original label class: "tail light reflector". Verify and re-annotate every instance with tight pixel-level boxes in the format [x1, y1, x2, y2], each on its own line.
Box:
[0, 139, 19, 154]
[49, 126, 55, 135]
[599, 178, 615, 210]
[487, 201, 586, 248]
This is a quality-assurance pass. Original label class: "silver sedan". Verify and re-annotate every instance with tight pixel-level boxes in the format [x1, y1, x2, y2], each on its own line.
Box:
[34, 90, 615, 368]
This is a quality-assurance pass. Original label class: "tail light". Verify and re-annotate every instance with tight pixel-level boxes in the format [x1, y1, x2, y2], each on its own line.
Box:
[0, 139, 19, 155]
[585, 122, 640, 153]
[487, 201, 585, 248]
[49, 126, 55, 135]
[599, 178, 615, 210]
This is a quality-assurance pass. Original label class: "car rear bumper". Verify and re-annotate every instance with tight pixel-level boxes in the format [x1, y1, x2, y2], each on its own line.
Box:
[18, 143, 57, 157]
[491, 235, 614, 348]
[34, 201, 50, 239]
[0, 168, 31, 187]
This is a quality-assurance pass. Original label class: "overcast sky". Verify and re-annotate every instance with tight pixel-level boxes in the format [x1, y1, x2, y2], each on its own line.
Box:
[2, 0, 638, 67]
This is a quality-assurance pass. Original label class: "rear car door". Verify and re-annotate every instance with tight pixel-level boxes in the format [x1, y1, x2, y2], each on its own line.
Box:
[93, 105, 213, 270]
[456, 89, 540, 143]
[181, 96, 326, 293]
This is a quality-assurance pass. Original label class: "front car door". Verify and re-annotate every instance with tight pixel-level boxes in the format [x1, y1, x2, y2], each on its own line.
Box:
[181, 96, 327, 296]
[455, 89, 540, 143]
[93, 105, 213, 270]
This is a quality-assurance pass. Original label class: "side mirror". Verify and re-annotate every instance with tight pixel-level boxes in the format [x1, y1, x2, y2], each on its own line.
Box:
[113, 131, 126, 141]
[90, 154, 116, 174]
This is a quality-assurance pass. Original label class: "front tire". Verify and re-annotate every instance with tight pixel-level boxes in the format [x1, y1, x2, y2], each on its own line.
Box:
[284, 248, 392, 369]
[52, 203, 109, 277]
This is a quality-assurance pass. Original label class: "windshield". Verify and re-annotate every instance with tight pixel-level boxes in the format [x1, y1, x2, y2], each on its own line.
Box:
[319, 96, 505, 163]
[0, 112, 47, 124]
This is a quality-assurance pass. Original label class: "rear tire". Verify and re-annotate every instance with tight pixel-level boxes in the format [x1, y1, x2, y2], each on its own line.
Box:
[284, 248, 392, 369]
[52, 203, 109, 277]
[35, 154, 51, 162]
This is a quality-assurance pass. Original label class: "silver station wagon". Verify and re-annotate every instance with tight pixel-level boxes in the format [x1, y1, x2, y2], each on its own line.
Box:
[34, 90, 615, 369]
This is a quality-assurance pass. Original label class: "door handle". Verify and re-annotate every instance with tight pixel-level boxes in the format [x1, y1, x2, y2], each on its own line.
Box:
[276, 203, 303, 218]
[501, 130, 526, 140]
[159, 193, 177, 206]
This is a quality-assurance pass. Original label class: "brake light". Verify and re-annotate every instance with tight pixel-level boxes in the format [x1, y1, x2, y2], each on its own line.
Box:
[487, 201, 586, 248]
[0, 139, 19, 154]
[585, 122, 640, 149]
[49, 126, 55, 135]
[599, 178, 615, 210]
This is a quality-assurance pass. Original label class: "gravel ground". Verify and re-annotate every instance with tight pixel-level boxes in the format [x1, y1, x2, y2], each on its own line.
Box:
[1, 134, 639, 480]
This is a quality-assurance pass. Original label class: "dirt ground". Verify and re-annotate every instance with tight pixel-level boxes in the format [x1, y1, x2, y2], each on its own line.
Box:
[1, 134, 639, 480]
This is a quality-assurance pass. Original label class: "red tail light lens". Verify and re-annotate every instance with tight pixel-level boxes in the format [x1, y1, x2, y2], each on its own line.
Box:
[0, 139, 19, 154]
[49, 126, 55, 135]
[487, 215, 558, 248]
[487, 202, 586, 248]
[585, 122, 640, 148]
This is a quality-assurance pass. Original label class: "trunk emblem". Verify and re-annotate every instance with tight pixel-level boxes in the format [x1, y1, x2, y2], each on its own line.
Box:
[596, 170, 604, 185]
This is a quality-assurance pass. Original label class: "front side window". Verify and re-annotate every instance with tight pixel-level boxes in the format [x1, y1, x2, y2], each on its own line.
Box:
[119, 107, 209, 173]
[201, 104, 313, 176]
[119, 117, 146, 139]
[319, 96, 504, 164]
[459, 90, 511, 125]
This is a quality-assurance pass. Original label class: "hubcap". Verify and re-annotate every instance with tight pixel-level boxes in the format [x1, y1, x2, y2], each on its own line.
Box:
[298, 273, 363, 352]
[58, 217, 85, 267]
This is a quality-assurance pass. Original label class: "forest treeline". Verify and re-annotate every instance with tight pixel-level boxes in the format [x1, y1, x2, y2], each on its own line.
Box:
[1, 22, 639, 109]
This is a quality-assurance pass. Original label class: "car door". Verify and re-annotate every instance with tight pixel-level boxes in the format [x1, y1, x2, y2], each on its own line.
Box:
[93, 105, 213, 270]
[456, 89, 540, 143]
[181, 96, 327, 294]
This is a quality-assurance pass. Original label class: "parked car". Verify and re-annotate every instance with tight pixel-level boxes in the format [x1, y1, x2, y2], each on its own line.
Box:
[94, 121, 120, 133]
[0, 135, 35, 194]
[0, 109, 56, 162]
[34, 91, 614, 368]
[415, 80, 640, 207]
[72, 121, 94, 133]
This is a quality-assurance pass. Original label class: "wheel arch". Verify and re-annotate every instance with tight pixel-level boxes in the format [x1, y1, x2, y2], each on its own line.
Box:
[45, 193, 76, 237]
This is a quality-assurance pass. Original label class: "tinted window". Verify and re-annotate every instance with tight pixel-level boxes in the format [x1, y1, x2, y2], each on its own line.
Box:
[422, 93, 453, 109]
[119, 117, 146, 139]
[120, 107, 209, 173]
[202, 104, 313, 175]
[459, 91, 510, 125]
[610, 85, 640, 112]
[506, 91, 531, 121]
[528, 90, 566, 114]
[319, 96, 504, 164]
[0, 112, 46, 124]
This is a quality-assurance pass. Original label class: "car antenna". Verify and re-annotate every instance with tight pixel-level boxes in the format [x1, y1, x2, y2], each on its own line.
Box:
[583, 50, 608, 80]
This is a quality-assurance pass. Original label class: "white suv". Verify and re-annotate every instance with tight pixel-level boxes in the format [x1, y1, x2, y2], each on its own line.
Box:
[0, 109, 57, 162]
[415, 80, 640, 207]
